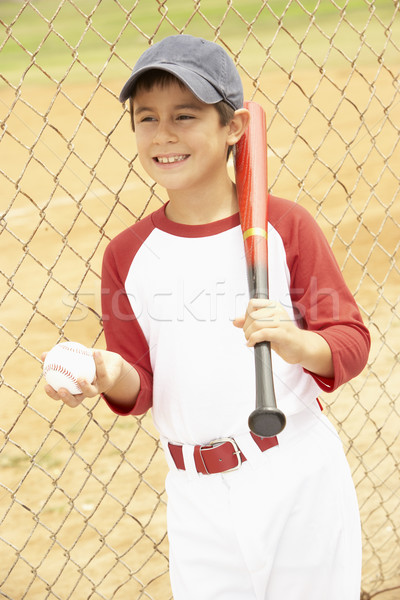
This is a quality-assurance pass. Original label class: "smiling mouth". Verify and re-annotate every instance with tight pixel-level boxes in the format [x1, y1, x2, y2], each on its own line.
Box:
[155, 154, 189, 164]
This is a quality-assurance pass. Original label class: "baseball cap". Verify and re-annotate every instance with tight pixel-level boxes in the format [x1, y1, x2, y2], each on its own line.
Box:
[119, 34, 243, 110]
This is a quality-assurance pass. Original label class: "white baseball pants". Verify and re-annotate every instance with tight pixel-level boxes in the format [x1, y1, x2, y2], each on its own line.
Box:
[164, 406, 361, 600]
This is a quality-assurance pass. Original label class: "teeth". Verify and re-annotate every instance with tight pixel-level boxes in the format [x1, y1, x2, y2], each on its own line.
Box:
[157, 155, 187, 164]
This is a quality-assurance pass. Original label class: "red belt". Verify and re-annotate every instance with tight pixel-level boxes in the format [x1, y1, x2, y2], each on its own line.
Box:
[168, 433, 278, 475]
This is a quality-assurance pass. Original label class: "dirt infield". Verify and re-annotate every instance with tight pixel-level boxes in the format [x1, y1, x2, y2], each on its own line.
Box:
[1, 51, 399, 600]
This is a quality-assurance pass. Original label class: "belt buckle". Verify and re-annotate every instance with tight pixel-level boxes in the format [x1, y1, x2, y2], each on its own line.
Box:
[200, 437, 242, 474]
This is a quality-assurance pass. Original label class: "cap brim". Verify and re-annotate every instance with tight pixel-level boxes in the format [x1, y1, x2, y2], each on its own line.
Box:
[119, 63, 223, 105]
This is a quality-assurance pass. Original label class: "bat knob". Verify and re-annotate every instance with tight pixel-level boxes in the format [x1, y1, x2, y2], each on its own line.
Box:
[248, 407, 286, 438]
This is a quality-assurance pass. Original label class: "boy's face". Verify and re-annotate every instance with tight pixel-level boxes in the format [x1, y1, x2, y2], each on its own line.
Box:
[132, 80, 234, 195]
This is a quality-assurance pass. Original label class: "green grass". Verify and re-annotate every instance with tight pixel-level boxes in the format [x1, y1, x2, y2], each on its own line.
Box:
[0, 452, 30, 469]
[0, 0, 398, 87]
[0, 450, 62, 471]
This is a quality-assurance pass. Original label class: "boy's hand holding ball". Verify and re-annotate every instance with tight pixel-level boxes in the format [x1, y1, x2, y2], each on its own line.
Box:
[43, 342, 96, 395]
[42, 343, 131, 409]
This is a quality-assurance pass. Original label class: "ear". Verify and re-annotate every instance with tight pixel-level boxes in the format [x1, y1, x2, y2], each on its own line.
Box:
[227, 108, 250, 146]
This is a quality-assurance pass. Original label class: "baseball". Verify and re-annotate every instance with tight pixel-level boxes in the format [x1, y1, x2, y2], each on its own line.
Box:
[43, 342, 96, 395]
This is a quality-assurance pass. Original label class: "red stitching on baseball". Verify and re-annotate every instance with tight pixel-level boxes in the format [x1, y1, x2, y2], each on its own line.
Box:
[44, 363, 79, 386]
[58, 343, 92, 357]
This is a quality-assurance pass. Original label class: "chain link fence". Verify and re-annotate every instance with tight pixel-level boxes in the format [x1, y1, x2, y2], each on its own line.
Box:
[1, 1, 399, 598]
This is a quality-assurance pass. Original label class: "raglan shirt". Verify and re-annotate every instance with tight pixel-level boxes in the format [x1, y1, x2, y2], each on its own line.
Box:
[101, 196, 370, 445]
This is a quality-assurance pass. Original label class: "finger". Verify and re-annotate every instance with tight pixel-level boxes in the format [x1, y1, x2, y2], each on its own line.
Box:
[89, 350, 108, 392]
[248, 310, 276, 325]
[44, 384, 62, 401]
[246, 329, 272, 347]
[242, 312, 275, 339]
[246, 326, 283, 349]
[233, 315, 245, 328]
[57, 388, 85, 408]
[249, 302, 277, 319]
[247, 298, 274, 313]
[93, 349, 107, 378]
[76, 351, 108, 397]
[76, 378, 99, 398]
[244, 314, 281, 342]
[44, 383, 83, 407]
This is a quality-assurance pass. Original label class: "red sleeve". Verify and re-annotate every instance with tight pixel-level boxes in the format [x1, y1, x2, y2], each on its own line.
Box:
[100, 216, 156, 415]
[270, 196, 371, 392]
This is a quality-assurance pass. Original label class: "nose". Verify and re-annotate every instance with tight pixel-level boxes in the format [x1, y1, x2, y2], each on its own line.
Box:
[152, 119, 178, 145]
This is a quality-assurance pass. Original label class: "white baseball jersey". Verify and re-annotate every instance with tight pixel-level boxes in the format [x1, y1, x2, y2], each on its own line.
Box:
[101, 196, 370, 444]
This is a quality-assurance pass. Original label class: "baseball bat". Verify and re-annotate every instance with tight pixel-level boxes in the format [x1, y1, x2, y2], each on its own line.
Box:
[234, 101, 286, 438]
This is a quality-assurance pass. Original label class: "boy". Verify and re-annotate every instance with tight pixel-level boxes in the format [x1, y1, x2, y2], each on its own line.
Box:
[44, 35, 371, 599]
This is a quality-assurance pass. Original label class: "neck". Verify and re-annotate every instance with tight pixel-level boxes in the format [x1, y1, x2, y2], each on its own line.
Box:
[165, 178, 238, 225]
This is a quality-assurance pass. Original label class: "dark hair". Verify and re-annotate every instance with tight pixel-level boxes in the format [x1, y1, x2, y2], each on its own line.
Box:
[128, 69, 236, 158]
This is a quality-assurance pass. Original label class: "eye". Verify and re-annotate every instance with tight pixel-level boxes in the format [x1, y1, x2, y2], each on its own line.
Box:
[177, 114, 195, 121]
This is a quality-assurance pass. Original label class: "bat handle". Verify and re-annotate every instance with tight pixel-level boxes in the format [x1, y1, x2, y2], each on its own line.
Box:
[248, 341, 286, 438]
